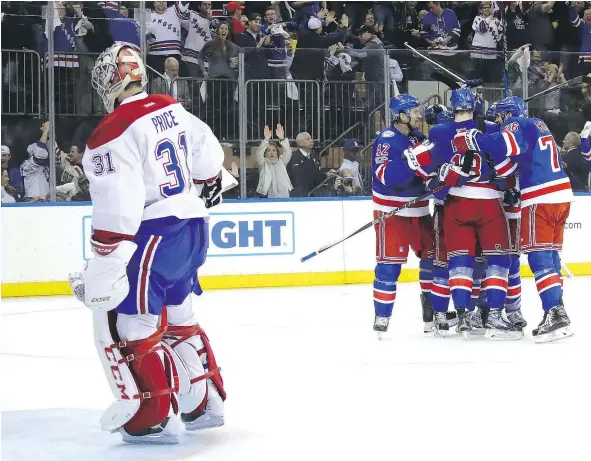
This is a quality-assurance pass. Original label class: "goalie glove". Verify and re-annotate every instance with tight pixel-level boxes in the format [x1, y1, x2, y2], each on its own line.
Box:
[452, 128, 481, 154]
[403, 140, 433, 171]
[195, 172, 223, 208]
[69, 239, 137, 311]
[438, 162, 470, 188]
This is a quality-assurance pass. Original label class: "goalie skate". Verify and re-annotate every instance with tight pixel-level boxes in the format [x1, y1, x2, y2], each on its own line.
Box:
[119, 416, 181, 445]
[534, 306, 574, 343]
[484, 309, 524, 341]
[183, 380, 225, 431]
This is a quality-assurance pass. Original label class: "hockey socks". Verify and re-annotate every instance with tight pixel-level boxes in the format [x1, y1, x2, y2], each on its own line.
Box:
[529, 251, 563, 311]
[506, 254, 522, 313]
[482, 255, 510, 309]
[373, 263, 401, 318]
[469, 257, 486, 311]
[449, 255, 474, 309]
[419, 258, 434, 297]
[431, 265, 451, 313]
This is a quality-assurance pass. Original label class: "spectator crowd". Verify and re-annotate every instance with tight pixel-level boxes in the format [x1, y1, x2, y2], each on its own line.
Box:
[2, 1, 591, 202]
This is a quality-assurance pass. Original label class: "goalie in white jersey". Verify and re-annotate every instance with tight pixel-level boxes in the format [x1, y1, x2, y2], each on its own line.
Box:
[68, 42, 226, 445]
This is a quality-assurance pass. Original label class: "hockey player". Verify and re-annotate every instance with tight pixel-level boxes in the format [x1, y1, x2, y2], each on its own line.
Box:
[453, 96, 574, 343]
[68, 43, 226, 444]
[410, 88, 521, 340]
[371, 94, 437, 337]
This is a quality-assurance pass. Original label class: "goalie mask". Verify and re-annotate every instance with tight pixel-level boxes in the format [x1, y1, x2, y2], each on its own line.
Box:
[92, 42, 148, 114]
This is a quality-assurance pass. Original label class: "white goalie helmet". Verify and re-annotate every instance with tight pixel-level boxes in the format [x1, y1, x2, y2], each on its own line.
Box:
[91, 42, 148, 113]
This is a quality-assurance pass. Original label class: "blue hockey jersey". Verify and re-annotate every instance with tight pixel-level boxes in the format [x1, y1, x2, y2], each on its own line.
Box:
[372, 127, 430, 217]
[429, 118, 510, 200]
[477, 117, 573, 207]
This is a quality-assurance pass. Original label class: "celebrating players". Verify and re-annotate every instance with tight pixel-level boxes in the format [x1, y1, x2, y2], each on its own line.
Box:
[453, 96, 574, 343]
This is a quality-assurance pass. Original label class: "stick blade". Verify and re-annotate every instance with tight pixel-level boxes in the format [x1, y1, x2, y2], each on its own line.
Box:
[430, 70, 462, 90]
[300, 251, 317, 263]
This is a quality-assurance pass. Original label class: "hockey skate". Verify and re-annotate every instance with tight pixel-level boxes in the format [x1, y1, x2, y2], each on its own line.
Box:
[533, 296, 562, 337]
[433, 311, 452, 337]
[119, 416, 180, 445]
[446, 310, 458, 327]
[183, 380, 225, 431]
[466, 307, 487, 336]
[534, 306, 573, 343]
[374, 315, 390, 340]
[455, 308, 471, 340]
[506, 309, 527, 329]
[484, 309, 524, 340]
[421, 292, 434, 333]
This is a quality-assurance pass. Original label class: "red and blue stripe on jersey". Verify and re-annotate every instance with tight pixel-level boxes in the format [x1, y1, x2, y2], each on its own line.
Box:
[477, 117, 573, 207]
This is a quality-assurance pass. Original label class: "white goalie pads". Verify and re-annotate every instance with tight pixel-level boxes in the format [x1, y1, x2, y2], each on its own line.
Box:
[93, 309, 141, 431]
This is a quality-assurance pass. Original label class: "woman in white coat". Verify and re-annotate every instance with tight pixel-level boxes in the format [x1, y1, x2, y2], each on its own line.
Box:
[256, 123, 293, 198]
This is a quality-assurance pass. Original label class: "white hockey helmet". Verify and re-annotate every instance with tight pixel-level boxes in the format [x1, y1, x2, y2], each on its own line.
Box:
[91, 42, 148, 113]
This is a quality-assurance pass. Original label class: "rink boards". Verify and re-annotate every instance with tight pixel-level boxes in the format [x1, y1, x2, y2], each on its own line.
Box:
[2, 195, 591, 297]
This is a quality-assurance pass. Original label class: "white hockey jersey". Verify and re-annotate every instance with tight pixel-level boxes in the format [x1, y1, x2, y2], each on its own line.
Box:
[148, 5, 182, 56]
[176, 2, 212, 65]
[83, 92, 224, 239]
[21, 142, 50, 200]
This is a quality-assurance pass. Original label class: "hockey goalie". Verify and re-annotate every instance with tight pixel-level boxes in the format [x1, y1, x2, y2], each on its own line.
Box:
[68, 42, 226, 445]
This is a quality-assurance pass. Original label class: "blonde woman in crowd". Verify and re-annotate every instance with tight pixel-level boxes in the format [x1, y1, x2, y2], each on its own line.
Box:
[256, 123, 293, 198]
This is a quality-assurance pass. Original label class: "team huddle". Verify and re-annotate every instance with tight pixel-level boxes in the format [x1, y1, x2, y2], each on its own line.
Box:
[371, 88, 580, 344]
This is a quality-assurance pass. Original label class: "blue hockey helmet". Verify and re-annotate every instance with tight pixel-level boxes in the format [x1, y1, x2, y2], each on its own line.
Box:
[496, 96, 526, 118]
[450, 87, 476, 112]
[425, 104, 453, 125]
[485, 101, 499, 122]
[389, 94, 421, 121]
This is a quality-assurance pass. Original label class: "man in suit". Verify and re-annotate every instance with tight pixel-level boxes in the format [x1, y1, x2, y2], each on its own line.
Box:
[561, 131, 590, 191]
[287, 132, 325, 197]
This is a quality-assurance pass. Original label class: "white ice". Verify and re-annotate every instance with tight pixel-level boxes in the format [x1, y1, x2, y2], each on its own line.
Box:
[2, 278, 590, 461]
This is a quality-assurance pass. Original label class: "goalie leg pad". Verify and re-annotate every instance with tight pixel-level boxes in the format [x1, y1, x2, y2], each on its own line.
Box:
[165, 296, 226, 426]
[93, 308, 180, 438]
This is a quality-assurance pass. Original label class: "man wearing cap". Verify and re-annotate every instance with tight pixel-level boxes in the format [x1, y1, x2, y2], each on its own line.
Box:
[227, 1, 245, 38]
[234, 13, 271, 79]
[290, 13, 350, 82]
[338, 140, 363, 192]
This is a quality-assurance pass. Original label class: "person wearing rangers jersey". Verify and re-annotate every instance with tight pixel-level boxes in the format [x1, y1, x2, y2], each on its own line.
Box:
[176, 1, 213, 78]
[68, 43, 226, 445]
[371, 94, 437, 337]
[453, 96, 574, 343]
[412, 88, 521, 340]
[147, 1, 183, 74]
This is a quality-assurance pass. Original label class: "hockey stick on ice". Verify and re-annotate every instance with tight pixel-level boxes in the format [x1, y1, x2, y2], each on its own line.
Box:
[561, 261, 574, 279]
[300, 189, 439, 262]
[300, 150, 476, 263]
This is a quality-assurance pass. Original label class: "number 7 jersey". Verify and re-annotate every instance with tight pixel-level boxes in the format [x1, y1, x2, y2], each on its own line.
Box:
[477, 117, 574, 207]
[84, 92, 224, 238]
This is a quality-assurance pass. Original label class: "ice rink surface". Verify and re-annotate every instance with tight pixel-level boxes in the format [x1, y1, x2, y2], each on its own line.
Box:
[2, 278, 590, 461]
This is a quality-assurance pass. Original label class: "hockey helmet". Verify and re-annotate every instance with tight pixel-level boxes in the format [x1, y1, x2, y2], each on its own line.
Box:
[496, 96, 526, 118]
[450, 87, 475, 112]
[425, 104, 453, 125]
[485, 101, 499, 122]
[92, 42, 148, 114]
[389, 94, 421, 121]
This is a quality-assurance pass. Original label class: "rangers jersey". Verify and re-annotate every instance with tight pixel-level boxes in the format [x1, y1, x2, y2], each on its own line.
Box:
[176, 2, 212, 65]
[83, 92, 224, 241]
[428, 118, 512, 200]
[148, 5, 182, 56]
[372, 126, 430, 217]
[21, 142, 50, 200]
[477, 117, 574, 207]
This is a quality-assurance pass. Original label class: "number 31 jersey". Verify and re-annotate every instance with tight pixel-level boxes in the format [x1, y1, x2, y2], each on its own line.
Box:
[84, 92, 224, 239]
